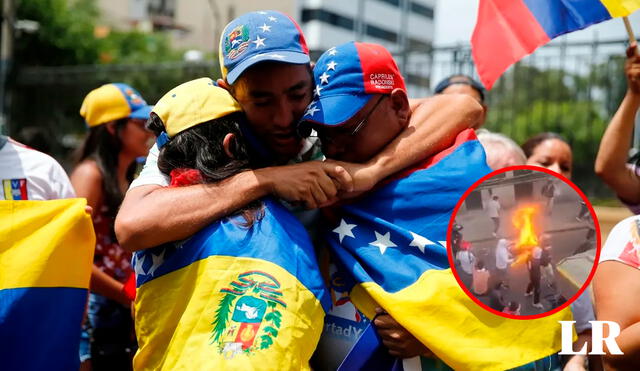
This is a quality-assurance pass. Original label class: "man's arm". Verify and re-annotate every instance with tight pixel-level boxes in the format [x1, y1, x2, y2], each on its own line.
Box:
[332, 94, 483, 192]
[116, 162, 353, 251]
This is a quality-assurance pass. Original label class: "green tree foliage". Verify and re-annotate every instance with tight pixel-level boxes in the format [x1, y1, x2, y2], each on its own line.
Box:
[484, 61, 616, 195]
[15, 0, 183, 66]
[16, 0, 101, 66]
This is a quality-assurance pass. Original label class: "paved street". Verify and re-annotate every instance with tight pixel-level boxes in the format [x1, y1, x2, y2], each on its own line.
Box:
[454, 198, 596, 315]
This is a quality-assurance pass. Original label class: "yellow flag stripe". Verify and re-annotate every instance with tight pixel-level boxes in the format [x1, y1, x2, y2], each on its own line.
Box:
[601, 0, 640, 17]
[3, 180, 11, 200]
[350, 268, 573, 371]
[0, 199, 95, 290]
[134, 255, 324, 371]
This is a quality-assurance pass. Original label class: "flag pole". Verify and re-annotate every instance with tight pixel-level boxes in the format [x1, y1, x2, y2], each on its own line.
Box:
[623, 16, 637, 45]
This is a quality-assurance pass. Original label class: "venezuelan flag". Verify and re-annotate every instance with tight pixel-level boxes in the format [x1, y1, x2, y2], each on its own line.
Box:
[326, 129, 573, 371]
[472, 0, 640, 89]
[0, 199, 95, 371]
[133, 198, 330, 370]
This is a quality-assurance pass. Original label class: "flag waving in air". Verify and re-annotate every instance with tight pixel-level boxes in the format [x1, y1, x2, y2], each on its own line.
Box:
[472, 0, 640, 89]
[327, 130, 573, 371]
[0, 199, 95, 371]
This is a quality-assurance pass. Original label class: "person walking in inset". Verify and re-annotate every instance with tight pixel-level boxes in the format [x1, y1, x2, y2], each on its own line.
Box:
[494, 238, 514, 287]
[525, 245, 544, 310]
[541, 179, 556, 216]
[487, 195, 501, 238]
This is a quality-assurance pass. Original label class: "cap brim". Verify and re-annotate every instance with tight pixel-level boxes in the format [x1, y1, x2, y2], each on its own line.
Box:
[302, 94, 373, 127]
[226, 51, 310, 85]
[129, 105, 153, 120]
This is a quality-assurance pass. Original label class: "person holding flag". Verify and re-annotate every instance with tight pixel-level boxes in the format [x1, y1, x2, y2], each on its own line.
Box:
[298, 41, 573, 371]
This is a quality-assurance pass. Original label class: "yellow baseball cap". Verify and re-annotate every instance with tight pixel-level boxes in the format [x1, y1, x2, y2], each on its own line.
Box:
[80, 83, 152, 127]
[153, 78, 242, 138]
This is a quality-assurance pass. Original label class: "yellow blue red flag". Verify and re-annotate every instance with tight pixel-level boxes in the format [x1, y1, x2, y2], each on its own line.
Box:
[133, 198, 330, 370]
[472, 0, 640, 89]
[327, 130, 573, 371]
[0, 199, 95, 371]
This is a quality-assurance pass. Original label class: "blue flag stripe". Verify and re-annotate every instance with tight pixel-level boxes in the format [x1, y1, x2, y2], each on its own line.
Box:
[0, 287, 87, 371]
[134, 198, 331, 311]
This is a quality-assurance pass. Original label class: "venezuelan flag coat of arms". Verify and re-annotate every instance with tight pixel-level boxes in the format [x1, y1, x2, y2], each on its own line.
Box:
[133, 199, 330, 370]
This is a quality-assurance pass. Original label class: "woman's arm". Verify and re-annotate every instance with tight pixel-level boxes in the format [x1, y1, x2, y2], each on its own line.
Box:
[70, 161, 130, 306]
[593, 260, 640, 369]
[595, 44, 640, 204]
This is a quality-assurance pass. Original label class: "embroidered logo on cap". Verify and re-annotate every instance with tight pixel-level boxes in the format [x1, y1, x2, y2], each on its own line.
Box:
[224, 25, 251, 60]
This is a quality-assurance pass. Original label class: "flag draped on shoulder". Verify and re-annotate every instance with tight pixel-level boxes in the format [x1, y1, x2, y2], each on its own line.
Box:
[327, 129, 573, 371]
[472, 0, 640, 89]
[0, 199, 95, 371]
[133, 198, 330, 371]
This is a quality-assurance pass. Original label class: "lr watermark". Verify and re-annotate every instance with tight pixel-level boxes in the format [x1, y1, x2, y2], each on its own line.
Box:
[559, 321, 623, 355]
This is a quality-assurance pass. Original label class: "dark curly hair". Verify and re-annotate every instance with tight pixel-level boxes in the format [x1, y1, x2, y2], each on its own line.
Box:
[146, 112, 264, 227]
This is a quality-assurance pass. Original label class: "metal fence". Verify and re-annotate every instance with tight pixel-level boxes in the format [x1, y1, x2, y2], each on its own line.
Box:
[8, 38, 635, 199]
[426, 38, 633, 199]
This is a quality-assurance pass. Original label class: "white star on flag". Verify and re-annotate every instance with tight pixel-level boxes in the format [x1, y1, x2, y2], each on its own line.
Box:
[314, 84, 323, 97]
[231, 39, 240, 46]
[253, 36, 266, 48]
[409, 232, 435, 254]
[333, 219, 357, 243]
[328, 48, 338, 56]
[258, 11, 268, 15]
[326, 61, 338, 71]
[369, 231, 397, 255]
[146, 249, 166, 276]
[319, 72, 330, 85]
[268, 16, 278, 22]
[133, 254, 146, 276]
[305, 105, 320, 117]
[259, 23, 272, 32]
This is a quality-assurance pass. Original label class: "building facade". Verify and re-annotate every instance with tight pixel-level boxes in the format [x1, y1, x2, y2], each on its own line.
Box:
[96, 0, 435, 96]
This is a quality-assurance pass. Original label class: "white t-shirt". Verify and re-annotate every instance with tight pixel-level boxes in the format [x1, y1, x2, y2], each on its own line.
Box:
[456, 250, 475, 274]
[487, 199, 500, 218]
[0, 137, 75, 200]
[599, 215, 640, 270]
[495, 239, 513, 270]
[129, 143, 169, 188]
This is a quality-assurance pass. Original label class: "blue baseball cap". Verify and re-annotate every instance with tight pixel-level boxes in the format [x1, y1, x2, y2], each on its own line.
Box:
[300, 42, 406, 127]
[219, 10, 310, 84]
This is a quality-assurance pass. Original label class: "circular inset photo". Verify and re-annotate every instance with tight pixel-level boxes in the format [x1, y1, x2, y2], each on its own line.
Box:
[447, 166, 600, 319]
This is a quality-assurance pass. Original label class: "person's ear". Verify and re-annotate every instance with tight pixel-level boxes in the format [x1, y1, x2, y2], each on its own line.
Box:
[389, 88, 411, 124]
[222, 133, 236, 159]
[217, 79, 231, 91]
[105, 121, 117, 136]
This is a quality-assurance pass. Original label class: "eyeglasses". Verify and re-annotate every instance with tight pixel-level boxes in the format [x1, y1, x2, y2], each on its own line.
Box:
[301, 95, 386, 144]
